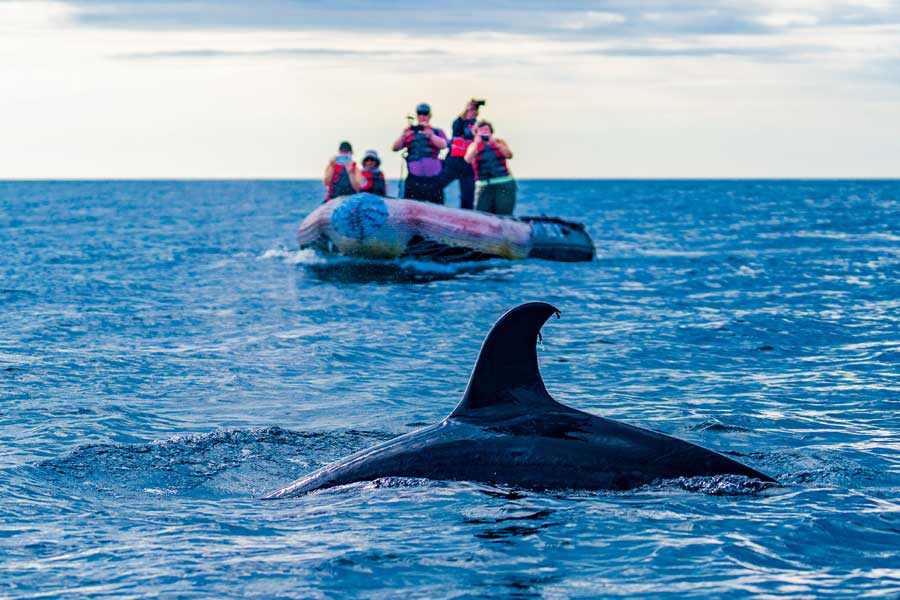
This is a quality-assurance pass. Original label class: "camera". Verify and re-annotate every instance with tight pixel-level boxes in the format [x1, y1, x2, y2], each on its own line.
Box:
[471, 98, 486, 108]
[406, 115, 425, 133]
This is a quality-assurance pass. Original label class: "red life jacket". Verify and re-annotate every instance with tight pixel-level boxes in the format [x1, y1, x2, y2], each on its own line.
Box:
[449, 118, 477, 157]
[359, 169, 386, 196]
[449, 137, 471, 158]
[326, 161, 356, 201]
[472, 141, 510, 181]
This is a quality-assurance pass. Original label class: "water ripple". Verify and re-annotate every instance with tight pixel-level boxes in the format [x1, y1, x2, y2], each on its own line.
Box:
[2, 180, 900, 598]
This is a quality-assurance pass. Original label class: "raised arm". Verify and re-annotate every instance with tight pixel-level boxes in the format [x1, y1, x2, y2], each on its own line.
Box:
[392, 129, 410, 152]
[349, 164, 360, 192]
[464, 140, 478, 164]
[495, 138, 513, 159]
[430, 129, 448, 150]
[323, 160, 334, 186]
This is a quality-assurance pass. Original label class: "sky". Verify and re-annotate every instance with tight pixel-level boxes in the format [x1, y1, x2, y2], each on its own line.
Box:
[1, 0, 899, 178]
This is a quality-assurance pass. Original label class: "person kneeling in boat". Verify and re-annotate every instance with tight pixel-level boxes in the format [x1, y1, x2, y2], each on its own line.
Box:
[323, 141, 359, 202]
[392, 102, 448, 204]
[356, 149, 387, 196]
[464, 121, 516, 215]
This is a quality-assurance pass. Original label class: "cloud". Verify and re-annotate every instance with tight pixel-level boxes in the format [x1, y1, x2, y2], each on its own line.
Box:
[556, 10, 627, 30]
[114, 47, 447, 61]
[5, 0, 900, 178]
[51, 0, 900, 85]
[577, 45, 796, 59]
[754, 12, 820, 28]
[61, 0, 899, 38]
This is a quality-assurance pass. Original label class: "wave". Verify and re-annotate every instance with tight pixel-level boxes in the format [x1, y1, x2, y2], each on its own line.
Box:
[39, 427, 391, 499]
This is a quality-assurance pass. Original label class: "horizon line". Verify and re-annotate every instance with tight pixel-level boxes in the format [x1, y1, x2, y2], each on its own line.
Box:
[2, 177, 899, 183]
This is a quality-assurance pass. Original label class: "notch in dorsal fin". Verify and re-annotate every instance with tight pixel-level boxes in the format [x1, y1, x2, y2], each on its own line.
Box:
[450, 302, 563, 419]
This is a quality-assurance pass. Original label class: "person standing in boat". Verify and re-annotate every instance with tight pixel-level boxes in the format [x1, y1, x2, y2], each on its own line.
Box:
[440, 99, 483, 210]
[323, 141, 359, 202]
[356, 149, 387, 196]
[464, 121, 516, 215]
[392, 103, 448, 204]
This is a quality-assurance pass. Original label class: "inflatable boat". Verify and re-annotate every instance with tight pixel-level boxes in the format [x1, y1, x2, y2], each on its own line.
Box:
[297, 194, 594, 262]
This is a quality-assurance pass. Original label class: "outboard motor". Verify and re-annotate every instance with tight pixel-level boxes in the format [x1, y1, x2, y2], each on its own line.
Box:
[519, 217, 595, 262]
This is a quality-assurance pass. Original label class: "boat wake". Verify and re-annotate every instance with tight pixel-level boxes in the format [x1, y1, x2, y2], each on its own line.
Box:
[258, 245, 324, 265]
[260, 242, 511, 283]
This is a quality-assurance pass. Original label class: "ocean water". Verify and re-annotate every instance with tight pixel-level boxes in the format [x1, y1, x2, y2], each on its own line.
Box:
[1, 179, 899, 598]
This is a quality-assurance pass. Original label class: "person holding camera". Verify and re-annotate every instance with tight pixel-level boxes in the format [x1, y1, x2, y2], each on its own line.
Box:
[323, 140, 359, 202]
[464, 121, 516, 215]
[391, 102, 448, 204]
[440, 99, 484, 210]
[356, 149, 387, 196]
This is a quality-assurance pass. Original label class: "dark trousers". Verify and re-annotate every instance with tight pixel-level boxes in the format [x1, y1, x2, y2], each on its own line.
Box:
[475, 179, 517, 215]
[403, 174, 444, 204]
[439, 156, 475, 210]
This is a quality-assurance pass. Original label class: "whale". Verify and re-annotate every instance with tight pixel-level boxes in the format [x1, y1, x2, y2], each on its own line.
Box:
[265, 302, 775, 498]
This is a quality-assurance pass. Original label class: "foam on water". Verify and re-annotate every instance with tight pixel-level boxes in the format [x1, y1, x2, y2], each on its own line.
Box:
[258, 245, 324, 265]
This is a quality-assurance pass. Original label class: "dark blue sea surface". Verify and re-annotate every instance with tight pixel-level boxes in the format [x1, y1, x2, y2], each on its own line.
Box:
[2, 180, 899, 598]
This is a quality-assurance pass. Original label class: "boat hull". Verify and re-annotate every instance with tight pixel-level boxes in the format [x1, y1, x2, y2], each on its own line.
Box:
[298, 194, 594, 263]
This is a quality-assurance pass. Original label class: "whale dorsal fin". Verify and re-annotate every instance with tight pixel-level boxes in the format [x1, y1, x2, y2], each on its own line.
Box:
[450, 302, 564, 419]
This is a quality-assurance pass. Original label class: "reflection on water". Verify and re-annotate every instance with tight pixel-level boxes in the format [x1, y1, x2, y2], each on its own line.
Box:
[467, 508, 560, 541]
[304, 257, 504, 284]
